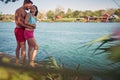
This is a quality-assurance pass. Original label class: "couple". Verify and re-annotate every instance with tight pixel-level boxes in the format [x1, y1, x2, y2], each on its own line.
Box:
[14, 0, 38, 67]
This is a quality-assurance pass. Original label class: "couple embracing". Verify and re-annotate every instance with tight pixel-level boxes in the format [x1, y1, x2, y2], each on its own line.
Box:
[14, 0, 38, 67]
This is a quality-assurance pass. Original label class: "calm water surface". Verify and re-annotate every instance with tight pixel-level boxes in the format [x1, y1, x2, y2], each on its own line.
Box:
[0, 22, 120, 80]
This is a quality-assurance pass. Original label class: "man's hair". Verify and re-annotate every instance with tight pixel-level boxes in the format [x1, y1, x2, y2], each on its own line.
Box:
[23, 0, 33, 5]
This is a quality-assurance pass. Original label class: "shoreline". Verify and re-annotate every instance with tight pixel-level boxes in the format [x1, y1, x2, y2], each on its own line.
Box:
[0, 52, 17, 65]
[0, 52, 15, 60]
[0, 52, 119, 80]
[0, 52, 93, 80]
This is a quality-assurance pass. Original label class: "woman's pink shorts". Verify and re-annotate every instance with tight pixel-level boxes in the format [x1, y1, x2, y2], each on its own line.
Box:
[24, 30, 34, 40]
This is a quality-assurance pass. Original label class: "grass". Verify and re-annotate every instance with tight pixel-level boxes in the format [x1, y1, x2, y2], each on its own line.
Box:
[0, 53, 92, 80]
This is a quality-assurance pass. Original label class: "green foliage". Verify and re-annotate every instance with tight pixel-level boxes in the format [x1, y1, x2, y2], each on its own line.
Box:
[0, 0, 18, 3]
[42, 19, 51, 22]
[114, 8, 120, 17]
[0, 0, 119, 22]
[2, 57, 10, 63]
[65, 8, 73, 18]
[55, 18, 75, 22]
[79, 34, 120, 63]
[44, 8, 120, 22]
[46, 10, 54, 19]
[0, 14, 14, 22]
[0, 51, 93, 80]
[0, 56, 92, 80]
[72, 10, 80, 18]
[55, 7, 64, 17]
[0, 12, 3, 21]
[107, 45, 120, 62]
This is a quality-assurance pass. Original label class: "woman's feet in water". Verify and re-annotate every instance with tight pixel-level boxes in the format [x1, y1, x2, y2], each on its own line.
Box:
[16, 59, 37, 67]
[16, 59, 22, 66]
[16, 58, 26, 66]
[30, 60, 35, 67]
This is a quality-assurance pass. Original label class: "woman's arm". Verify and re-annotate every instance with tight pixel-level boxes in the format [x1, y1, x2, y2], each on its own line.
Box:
[25, 13, 36, 29]
[15, 9, 34, 29]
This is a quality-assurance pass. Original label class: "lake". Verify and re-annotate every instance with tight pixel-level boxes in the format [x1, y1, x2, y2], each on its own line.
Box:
[0, 22, 120, 80]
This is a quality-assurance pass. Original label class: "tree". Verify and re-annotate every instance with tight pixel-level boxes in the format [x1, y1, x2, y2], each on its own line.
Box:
[72, 10, 80, 18]
[0, 12, 3, 20]
[93, 10, 105, 17]
[0, 0, 18, 3]
[83, 10, 93, 17]
[59, 11, 65, 18]
[65, 8, 73, 18]
[79, 11, 84, 17]
[114, 8, 120, 17]
[46, 10, 54, 19]
[106, 8, 117, 15]
[37, 12, 47, 20]
[55, 6, 64, 16]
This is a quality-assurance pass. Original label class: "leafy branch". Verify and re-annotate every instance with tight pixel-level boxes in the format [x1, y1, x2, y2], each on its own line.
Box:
[0, 0, 18, 4]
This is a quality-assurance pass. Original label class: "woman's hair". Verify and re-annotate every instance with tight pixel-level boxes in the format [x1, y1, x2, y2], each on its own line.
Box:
[33, 5, 38, 16]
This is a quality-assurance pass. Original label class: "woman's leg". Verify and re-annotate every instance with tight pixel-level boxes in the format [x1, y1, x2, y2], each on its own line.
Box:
[27, 40, 33, 63]
[27, 38, 38, 67]
[31, 38, 38, 62]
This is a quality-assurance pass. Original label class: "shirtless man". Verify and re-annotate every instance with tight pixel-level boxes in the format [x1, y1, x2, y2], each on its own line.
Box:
[14, 0, 35, 65]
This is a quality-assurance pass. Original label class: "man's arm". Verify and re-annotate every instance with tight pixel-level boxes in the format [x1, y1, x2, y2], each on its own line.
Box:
[15, 10, 35, 29]
[24, 13, 36, 29]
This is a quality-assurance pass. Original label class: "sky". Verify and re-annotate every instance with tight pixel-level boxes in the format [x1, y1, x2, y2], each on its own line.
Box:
[0, 0, 120, 14]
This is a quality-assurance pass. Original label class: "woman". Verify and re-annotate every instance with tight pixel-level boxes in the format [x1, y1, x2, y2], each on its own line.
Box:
[24, 5, 39, 67]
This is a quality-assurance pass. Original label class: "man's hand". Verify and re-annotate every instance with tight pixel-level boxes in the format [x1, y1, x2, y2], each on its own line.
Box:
[25, 24, 36, 29]
[32, 24, 36, 29]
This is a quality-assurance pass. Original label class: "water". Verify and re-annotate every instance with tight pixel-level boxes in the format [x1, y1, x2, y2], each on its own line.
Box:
[0, 22, 120, 79]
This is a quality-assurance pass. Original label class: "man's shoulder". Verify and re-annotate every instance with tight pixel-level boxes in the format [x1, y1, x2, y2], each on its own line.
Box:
[16, 7, 24, 12]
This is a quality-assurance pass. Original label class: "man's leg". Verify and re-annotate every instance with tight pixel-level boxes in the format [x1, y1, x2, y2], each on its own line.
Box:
[20, 41, 26, 65]
[15, 41, 20, 64]
[28, 40, 33, 63]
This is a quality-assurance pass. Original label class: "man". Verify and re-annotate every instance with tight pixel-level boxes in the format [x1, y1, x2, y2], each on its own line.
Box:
[14, 0, 35, 65]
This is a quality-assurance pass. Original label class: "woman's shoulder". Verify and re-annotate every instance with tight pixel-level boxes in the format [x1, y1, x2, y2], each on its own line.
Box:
[16, 7, 23, 13]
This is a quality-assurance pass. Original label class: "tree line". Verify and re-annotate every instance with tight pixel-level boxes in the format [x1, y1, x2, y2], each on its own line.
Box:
[39, 8, 120, 19]
[0, 8, 120, 22]
[0, 0, 120, 22]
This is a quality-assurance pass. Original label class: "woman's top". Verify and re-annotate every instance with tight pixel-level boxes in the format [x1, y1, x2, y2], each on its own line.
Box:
[29, 13, 37, 24]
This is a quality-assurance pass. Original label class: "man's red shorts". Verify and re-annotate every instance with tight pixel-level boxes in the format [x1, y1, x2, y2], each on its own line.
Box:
[14, 27, 26, 42]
